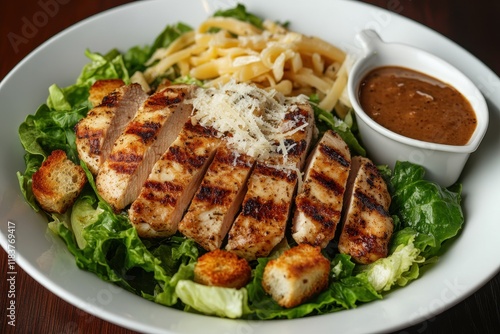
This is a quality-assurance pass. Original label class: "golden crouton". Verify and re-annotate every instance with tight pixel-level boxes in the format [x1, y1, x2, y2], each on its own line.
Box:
[262, 244, 330, 308]
[88, 79, 125, 107]
[32, 150, 87, 214]
[194, 249, 252, 289]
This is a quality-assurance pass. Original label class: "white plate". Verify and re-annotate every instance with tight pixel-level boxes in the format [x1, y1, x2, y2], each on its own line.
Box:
[1, 1, 499, 333]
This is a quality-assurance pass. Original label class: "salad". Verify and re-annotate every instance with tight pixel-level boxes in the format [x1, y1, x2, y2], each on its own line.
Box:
[17, 4, 464, 319]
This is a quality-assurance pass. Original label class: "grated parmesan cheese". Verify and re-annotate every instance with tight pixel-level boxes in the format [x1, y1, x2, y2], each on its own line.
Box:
[190, 81, 309, 161]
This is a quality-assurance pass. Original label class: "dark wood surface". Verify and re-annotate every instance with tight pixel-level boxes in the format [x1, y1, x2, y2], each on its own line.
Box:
[1, 1, 499, 333]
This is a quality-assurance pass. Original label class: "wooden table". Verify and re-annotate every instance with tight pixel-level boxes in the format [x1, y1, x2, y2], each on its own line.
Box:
[1, 1, 499, 333]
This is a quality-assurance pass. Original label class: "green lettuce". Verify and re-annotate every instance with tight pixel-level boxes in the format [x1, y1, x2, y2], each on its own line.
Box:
[48, 49, 130, 111]
[70, 191, 104, 249]
[176, 280, 251, 318]
[310, 97, 366, 156]
[49, 189, 198, 307]
[357, 229, 425, 292]
[17, 102, 88, 210]
[390, 161, 464, 257]
[213, 4, 264, 29]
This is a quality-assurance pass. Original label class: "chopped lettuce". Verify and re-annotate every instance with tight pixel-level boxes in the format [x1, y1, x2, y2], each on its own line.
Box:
[213, 4, 264, 29]
[176, 280, 250, 318]
[49, 192, 198, 307]
[390, 161, 464, 257]
[70, 192, 104, 249]
[48, 49, 130, 111]
[17, 102, 88, 210]
[357, 229, 425, 292]
[309, 96, 366, 156]
[331, 253, 355, 279]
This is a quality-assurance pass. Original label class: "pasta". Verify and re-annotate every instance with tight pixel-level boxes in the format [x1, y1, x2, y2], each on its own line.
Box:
[141, 17, 347, 112]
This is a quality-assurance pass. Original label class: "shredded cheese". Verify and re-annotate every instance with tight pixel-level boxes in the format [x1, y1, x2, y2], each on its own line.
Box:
[190, 81, 308, 161]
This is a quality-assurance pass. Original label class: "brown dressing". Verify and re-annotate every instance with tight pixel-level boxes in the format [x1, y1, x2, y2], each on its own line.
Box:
[358, 66, 477, 145]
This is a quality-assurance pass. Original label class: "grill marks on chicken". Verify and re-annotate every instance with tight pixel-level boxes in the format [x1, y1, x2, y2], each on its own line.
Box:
[96, 85, 193, 211]
[75, 83, 148, 175]
[292, 130, 351, 248]
[178, 146, 255, 251]
[225, 103, 315, 261]
[76, 81, 394, 268]
[88, 79, 126, 107]
[129, 120, 221, 237]
[271, 104, 314, 168]
[225, 163, 298, 260]
[338, 156, 393, 264]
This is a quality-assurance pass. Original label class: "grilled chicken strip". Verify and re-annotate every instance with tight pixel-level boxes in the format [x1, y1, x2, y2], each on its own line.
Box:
[75, 83, 148, 175]
[225, 102, 315, 260]
[292, 130, 351, 248]
[129, 120, 221, 237]
[96, 85, 194, 211]
[338, 156, 393, 264]
[178, 146, 255, 251]
[225, 163, 299, 260]
[88, 79, 126, 107]
[268, 102, 316, 169]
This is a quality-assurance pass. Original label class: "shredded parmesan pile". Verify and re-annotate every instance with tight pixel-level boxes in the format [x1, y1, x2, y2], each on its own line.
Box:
[190, 81, 308, 161]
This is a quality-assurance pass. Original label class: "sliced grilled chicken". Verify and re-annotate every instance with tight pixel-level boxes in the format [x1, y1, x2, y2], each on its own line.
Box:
[338, 156, 393, 264]
[75, 83, 148, 175]
[269, 101, 316, 169]
[225, 102, 314, 260]
[292, 130, 351, 248]
[129, 120, 221, 237]
[225, 163, 299, 260]
[96, 85, 194, 211]
[88, 79, 125, 107]
[178, 146, 255, 251]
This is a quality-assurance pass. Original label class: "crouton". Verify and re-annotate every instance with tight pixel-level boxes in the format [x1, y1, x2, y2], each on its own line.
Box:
[262, 244, 330, 308]
[88, 79, 125, 107]
[194, 249, 252, 289]
[32, 150, 87, 213]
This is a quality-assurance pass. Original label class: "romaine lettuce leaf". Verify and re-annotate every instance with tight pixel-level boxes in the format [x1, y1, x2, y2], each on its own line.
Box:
[327, 275, 382, 310]
[213, 4, 264, 29]
[49, 193, 199, 307]
[70, 191, 104, 249]
[48, 49, 130, 111]
[176, 280, 251, 318]
[357, 229, 425, 292]
[17, 102, 88, 210]
[390, 161, 464, 257]
[331, 253, 356, 279]
[310, 97, 366, 156]
[18, 103, 87, 160]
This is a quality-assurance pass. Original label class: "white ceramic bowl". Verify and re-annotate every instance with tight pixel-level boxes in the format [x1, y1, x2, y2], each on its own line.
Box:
[347, 30, 489, 187]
